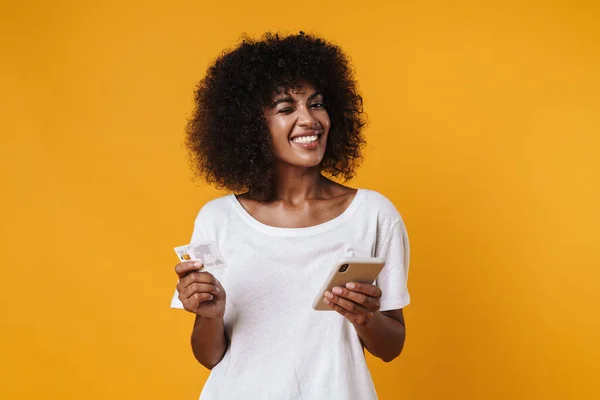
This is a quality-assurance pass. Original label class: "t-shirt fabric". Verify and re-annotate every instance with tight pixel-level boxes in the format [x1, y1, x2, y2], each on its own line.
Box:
[171, 189, 410, 400]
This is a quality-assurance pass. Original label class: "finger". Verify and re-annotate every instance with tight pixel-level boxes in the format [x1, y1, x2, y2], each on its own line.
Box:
[180, 283, 221, 299]
[175, 261, 203, 278]
[331, 286, 380, 310]
[178, 271, 217, 289]
[325, 291, 370, 315]
[182, 292, 214, 312]
[186, 271, 217, 285]
[323, 298, 364, 325]
[345, 282, 382, 298]
[177, 272, 218, 295]
[193, 293, 214, 313]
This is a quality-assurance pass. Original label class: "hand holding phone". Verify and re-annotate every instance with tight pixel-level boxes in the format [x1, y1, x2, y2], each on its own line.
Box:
[312, 257, 385, 312]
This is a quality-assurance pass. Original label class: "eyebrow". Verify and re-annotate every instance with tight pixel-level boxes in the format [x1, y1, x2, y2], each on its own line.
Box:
[270, 91, 323, 109]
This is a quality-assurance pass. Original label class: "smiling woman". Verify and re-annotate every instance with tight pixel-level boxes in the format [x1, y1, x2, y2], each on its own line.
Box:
[264, 83, 330, 168]
[185, 32, 366, 199]
[171, 32, 411, 400]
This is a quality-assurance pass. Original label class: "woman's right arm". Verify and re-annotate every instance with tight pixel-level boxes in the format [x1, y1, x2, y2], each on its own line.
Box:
[175, 261, 228, 369]
[191, 315, 228, 369]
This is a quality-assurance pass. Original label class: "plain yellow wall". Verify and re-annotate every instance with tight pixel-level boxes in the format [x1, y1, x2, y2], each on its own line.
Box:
[1, 1, 599, 399]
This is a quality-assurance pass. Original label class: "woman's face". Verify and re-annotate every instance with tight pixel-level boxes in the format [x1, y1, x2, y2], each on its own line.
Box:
[263, 82, 331, 170]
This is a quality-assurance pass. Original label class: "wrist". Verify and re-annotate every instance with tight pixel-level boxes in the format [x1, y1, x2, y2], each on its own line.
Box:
[195, 313, 225, 326]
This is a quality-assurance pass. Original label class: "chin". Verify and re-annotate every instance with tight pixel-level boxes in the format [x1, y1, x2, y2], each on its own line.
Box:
[281, 157, 324, 169]
[301, 154, 326, 167]
[295, 162, 322, 169]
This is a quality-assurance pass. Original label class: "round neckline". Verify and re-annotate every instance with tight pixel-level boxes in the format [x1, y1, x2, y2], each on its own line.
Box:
[228, 189, 364, 236]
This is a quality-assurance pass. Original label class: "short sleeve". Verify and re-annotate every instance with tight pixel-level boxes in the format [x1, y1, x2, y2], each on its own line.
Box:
[375, 217, 411, 311]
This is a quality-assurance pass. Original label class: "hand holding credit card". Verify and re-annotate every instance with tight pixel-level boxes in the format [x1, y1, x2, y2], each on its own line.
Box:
[174, 242, 227, 270]
[173, 242, 227, 318]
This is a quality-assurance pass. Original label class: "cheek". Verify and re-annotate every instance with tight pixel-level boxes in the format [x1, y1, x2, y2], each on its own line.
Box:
[320, 113, 331, 132]
[270, 118, 294, 141]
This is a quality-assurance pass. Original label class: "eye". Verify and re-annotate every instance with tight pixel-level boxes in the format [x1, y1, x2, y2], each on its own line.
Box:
[310, 102, 325, 109]
[278, 107, 295, 114]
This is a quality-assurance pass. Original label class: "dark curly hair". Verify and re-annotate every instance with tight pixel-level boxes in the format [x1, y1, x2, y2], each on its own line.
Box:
[186, 32, 366, 198]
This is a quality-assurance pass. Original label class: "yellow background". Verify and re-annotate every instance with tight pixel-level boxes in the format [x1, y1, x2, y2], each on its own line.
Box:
[1, 1, 599, 399]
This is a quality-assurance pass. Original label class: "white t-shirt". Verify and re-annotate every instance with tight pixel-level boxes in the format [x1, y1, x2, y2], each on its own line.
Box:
[171, 189, 410, 400]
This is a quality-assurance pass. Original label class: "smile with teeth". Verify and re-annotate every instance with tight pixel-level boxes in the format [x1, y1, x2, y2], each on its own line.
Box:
[292, 134, 320, 143]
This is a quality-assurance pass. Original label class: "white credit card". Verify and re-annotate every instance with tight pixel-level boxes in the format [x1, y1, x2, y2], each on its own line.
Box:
[173, 242, 226, 270]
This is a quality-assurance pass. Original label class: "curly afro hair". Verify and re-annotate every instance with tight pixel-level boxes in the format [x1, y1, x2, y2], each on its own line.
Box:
[186, 32, 366, 198]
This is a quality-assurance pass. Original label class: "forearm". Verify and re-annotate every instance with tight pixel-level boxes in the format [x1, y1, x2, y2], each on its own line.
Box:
[354, 311, 405, 362]
[191, 315, 227, 369]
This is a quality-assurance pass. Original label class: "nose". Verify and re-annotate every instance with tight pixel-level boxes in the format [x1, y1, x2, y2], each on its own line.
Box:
[297, 105, 318, 128]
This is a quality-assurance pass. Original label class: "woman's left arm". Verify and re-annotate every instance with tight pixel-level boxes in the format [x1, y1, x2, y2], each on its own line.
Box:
[323, 282, 406, 362]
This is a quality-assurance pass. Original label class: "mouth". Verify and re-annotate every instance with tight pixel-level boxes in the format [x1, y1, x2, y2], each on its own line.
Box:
[291, 134, 321, 144]
[290, 128, 324, 144]
[290, 131, 323, 151]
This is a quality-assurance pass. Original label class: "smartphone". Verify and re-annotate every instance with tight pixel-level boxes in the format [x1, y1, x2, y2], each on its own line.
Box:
[312, 257, 386, 311]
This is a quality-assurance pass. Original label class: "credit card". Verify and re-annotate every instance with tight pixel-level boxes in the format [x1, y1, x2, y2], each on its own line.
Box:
[173, 242, 226, 270]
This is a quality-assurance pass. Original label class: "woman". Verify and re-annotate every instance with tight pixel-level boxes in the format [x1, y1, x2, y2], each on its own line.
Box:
[171, 32, 410, 399]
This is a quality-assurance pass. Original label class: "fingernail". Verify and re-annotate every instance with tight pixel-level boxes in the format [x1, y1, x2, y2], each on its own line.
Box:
[323, 298, 330, 305]
[332, 287, 342, 295]
[325, 291, 334, 299]
[214, 287, 220, 294]
[346, 282, 356, 290]
[193, 262, 201, 267]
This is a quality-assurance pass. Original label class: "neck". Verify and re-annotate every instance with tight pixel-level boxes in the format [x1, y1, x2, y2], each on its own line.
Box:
[271, 165, 327, 203]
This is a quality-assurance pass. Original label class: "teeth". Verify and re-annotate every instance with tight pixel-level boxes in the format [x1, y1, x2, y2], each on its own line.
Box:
[292, 135, 319, 143]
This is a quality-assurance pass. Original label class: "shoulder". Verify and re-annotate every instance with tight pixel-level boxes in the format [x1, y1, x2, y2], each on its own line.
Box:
[194, 195, 235, 224]
[357, 189, 408, 240]
[358, 189, 402, 221]
[189, 195, 236, 241]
